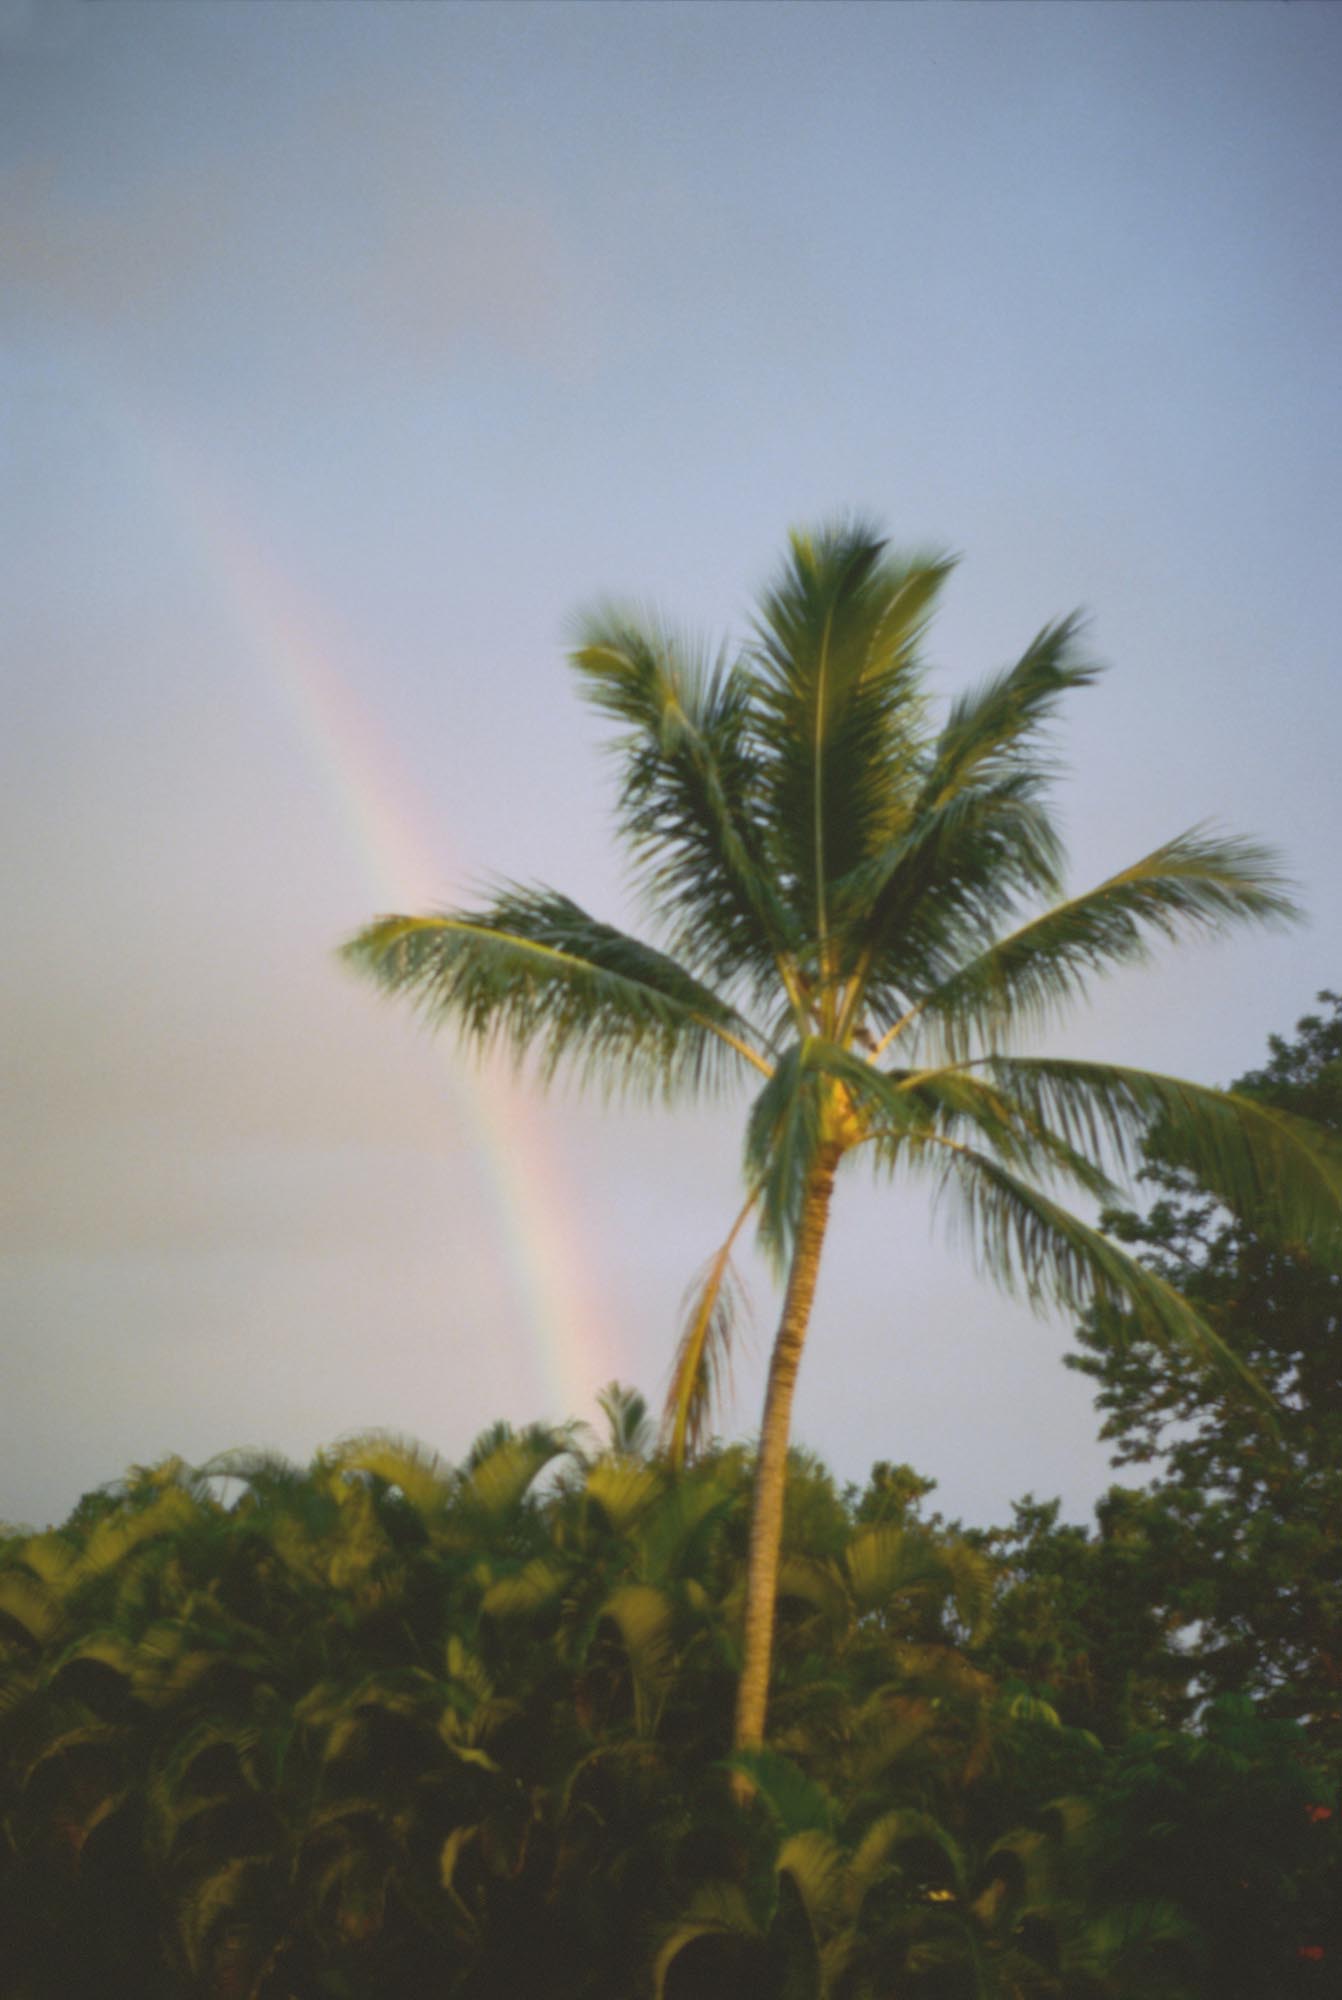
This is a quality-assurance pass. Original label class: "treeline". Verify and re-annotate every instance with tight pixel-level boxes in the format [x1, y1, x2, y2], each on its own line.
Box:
[0, 1416, 1335, 1997]
[1, 996, 1338, 1998]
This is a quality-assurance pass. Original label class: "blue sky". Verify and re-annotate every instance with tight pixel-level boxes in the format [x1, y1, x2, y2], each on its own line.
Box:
[3, 0, 1339, 1529]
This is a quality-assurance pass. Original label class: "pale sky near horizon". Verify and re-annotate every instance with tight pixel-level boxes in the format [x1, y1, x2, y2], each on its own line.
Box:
[3, 0, 1339, 1532]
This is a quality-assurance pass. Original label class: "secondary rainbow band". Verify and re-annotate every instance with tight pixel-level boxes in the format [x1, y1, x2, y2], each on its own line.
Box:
[116, 408, 618, 1427]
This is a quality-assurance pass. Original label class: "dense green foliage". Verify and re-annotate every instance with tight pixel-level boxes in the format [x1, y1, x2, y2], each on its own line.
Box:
[1066, 994, 1342, 1755]
[2, 1404, 1336, 1997]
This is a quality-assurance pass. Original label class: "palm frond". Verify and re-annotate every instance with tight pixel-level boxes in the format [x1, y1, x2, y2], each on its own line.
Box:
[987, 1057, 1342, 1256]
[324, 1434, 454, 1517]
[663, 1190, 758, 1468]
[907, 827, 1298, 1056]
[743, 1044, 829, 1268]
[585, 1458, 664, 1533]
[882, 1063, 1121, 1203]
[924, 1134, 1269, 1404]
[835, 774, 1067, 1021]
[750, 524, 953, 992]
[455, 1428, 571, 1521]
[570, 612, 797, 999]
[343, 886, 772, 1099]
[925, 616, 1098, 808]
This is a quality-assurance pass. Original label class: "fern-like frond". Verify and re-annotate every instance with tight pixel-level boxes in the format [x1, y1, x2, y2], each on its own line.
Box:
[344, 887, 771, 1099]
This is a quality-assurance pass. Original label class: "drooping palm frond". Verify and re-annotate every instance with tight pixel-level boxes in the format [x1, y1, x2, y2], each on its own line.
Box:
[344, 887, 772, 1100]
[900, 827, 1298, 1057]
[985, 1056, 1342, 1257]
[454, 1427, 573, 1523]
[570, 613, 797, 1003]
[324, 1434, 454, 1518]
[923, 1134, 1267, 1402]
[877, 1063, 1122, 1204]
[663, 1191, 758, 1469]
[742, 1043, 831, 1268]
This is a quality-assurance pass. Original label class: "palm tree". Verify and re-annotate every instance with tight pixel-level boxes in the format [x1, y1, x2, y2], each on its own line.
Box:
[343, 520, 1342, 1767]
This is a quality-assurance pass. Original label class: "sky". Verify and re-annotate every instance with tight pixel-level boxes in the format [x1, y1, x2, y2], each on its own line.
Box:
[2, 0, 1339, 1533]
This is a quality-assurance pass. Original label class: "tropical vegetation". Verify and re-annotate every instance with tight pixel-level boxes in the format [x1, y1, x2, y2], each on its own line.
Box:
[2, 1396, 1337, 1997]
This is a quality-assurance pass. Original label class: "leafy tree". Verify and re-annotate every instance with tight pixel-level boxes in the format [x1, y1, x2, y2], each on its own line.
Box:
[1070, 993, 1342, 1751]
[343, 518, 1342, 1767]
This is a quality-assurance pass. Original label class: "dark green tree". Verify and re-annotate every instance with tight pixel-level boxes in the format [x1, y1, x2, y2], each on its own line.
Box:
[1069, 993, 1342, 1750]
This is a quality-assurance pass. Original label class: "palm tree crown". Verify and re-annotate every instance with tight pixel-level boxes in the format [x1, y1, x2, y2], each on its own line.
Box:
[345, 519, 1342, 1759]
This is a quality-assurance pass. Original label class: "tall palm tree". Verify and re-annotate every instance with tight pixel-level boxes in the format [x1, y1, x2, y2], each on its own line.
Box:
[343, 520, 1342, 1765]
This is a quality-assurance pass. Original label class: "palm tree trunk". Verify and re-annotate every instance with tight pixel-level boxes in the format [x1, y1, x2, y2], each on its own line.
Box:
[732, 1143, 841, 1769]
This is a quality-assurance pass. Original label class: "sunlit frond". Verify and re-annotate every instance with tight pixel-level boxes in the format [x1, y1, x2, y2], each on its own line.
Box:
[325, 1434, 454, 1517]
[455, 1428, 572, 1521]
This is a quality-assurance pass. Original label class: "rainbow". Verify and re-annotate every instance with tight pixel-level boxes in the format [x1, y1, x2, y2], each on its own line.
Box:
[108, 407, 620, 1430]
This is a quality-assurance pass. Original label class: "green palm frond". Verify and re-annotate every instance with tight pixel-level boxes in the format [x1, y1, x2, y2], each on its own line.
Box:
[851, 1806, 970, 1901]
[986, 1057, 1342, 1257]
[480, 1557, 569, 1618]
[653, 1884, 759, 2000]
[585, 1458, 664, 1534]
[726, 1744, 837, 1836]
[456, 1428, 572, 1522]
[570, 612, 797, 999]
[906, 828, 1298, 1056]
[324, 1433, 454, 1517]
[599, 1582, 677, 1730]
[835, 620, 1095, 1024]
[663, 1189, 758, 1468]
[839, 1527, 993, 1643]
[751, 524, 954, 987]
[925, 1135, 1267, 1401]
[888, 1066, 1120, 1204]
[344, 886, 771, 1098]
[836, 774, 1067, 1019]
[777, 1828, 846, 1932]
[924, 616, 1098, 809]
[743, 1044, 829, 1267]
